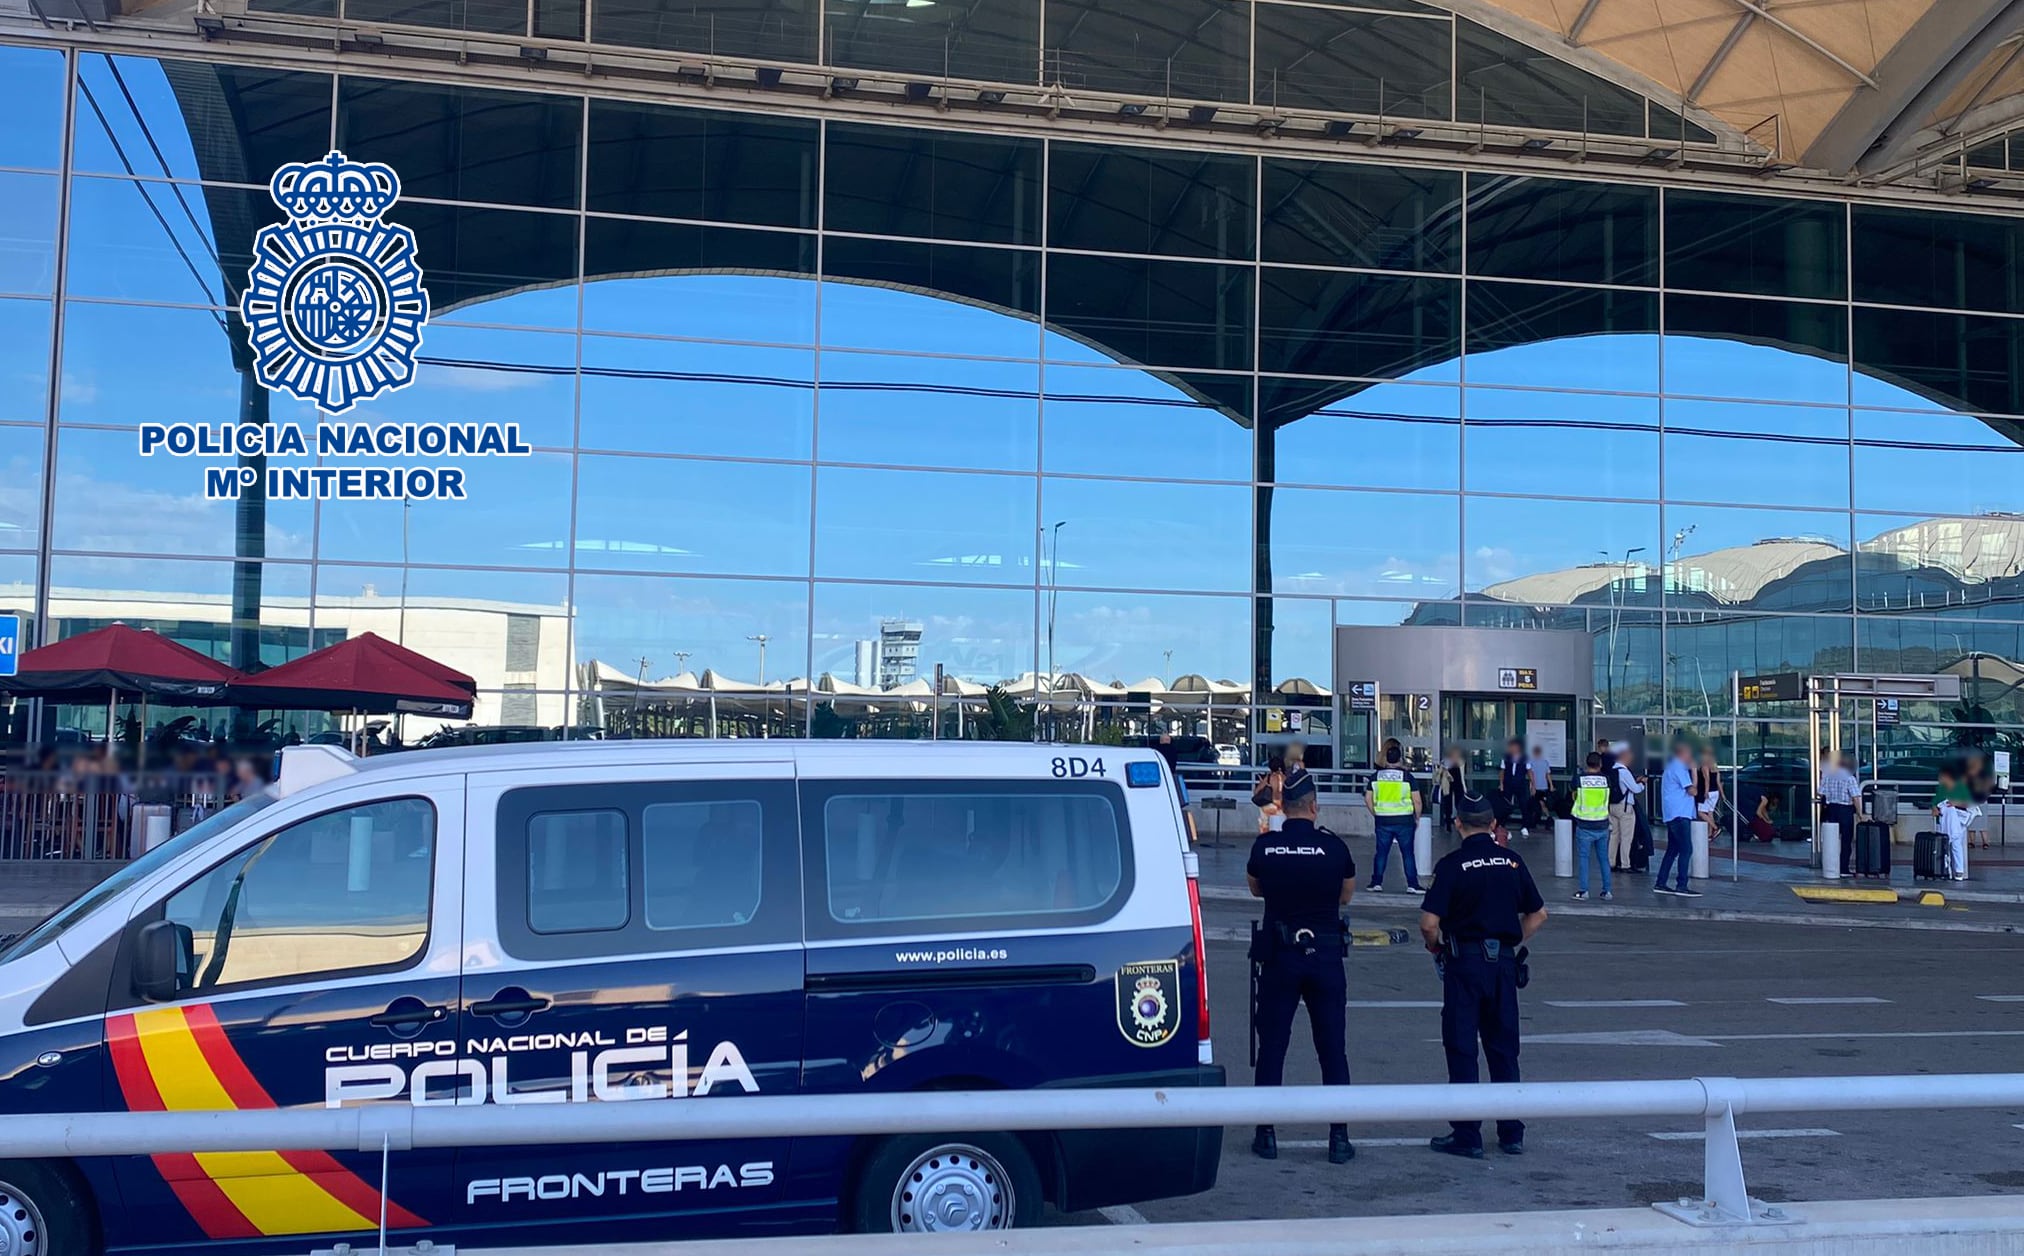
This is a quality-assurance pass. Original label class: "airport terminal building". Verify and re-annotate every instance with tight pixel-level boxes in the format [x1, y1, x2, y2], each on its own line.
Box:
[1, 0, 2022, 773]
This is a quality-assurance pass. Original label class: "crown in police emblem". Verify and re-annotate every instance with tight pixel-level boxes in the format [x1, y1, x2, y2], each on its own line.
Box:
[271, 151, 402, 222]
[239, 150, 429, 415]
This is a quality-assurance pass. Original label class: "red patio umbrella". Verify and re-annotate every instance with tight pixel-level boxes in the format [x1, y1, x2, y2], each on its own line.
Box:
[229, 632, 476, 719]
[0, 623, 240, 704]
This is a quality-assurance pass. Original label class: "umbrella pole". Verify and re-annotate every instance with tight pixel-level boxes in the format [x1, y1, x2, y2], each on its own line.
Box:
[138, 695, 148, 772]
[106, 690, 116, 759]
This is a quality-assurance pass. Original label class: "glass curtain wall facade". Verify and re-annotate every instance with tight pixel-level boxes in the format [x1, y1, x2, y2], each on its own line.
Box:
[3, 39, 2023, 766]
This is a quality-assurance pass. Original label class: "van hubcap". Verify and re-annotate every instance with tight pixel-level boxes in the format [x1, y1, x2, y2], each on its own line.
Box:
[0, 1181, 47, 1256]
[891, 1144, 1012, 1233]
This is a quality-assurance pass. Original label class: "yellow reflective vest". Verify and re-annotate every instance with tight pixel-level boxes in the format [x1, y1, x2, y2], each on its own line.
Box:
[1371, 768, 1413, 817]
[1573, 773, 1610, 822]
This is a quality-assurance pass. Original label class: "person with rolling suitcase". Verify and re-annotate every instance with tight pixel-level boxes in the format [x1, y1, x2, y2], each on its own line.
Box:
[1820, 753, 1861, 876]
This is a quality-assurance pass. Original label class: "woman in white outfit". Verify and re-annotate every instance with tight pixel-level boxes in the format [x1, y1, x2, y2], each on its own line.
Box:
[1935, 766, 1972, 881]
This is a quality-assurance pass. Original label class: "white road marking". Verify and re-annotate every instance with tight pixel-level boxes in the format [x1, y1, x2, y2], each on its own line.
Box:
[1280, 1137, 1430, 1149]
[1350, 1000, 1444, 1009]
[1979, 995, 2024, 1002]
[1708, 1029, 2024, 1042]
[1545, 999, 1687, 1008]
[1099, 1205, 1149, 1225]
[1523, 1030, 1722, 1047]
[1649, 1128, 1838, 1142]
[1766, 996, 1890, 1005]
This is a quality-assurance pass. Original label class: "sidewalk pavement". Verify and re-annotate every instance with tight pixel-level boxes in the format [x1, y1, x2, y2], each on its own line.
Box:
[1192, 825, 2024, 935]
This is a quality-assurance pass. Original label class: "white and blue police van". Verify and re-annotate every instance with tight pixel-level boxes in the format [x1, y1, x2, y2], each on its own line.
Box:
[0, 740, 1222, 1253]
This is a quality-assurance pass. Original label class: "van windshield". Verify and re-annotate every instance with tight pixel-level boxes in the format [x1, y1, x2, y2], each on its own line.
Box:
[0, 791, 278, 964]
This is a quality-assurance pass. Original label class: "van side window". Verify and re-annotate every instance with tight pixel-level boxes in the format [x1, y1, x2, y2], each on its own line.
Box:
[160, 798, 434, 992]
[527, 810, 628, 934]
[817, 786, 1126, 929]
[643, 801, 762, 931]
[496, 780, 801, 961]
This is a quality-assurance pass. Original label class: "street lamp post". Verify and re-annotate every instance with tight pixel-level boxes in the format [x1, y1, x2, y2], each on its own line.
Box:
[1605, 546, 1646, 709]
[748, 634, 769, 738]
[1046, 520, 1066, 740]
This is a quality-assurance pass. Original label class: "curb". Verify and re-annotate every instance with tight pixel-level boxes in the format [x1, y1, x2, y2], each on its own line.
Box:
[1197, 883, 2024, 935]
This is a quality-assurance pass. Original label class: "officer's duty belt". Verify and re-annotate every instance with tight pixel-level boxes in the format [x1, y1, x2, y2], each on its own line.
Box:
[1265, 921, 1347, 951]
[1442, 937, 1516, 961]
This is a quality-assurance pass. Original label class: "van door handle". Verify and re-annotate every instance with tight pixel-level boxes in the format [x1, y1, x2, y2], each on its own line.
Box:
[369, 997, 448, 1038]
[471, 989, 550, 1023]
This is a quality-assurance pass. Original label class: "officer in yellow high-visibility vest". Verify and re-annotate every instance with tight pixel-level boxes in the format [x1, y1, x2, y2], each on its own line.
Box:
[1364, 745, 1423, 892]
[1571, 751, 1614, 901]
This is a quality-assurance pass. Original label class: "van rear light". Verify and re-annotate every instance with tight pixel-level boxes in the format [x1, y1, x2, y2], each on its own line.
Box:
[1183, 850, 1212, 1064]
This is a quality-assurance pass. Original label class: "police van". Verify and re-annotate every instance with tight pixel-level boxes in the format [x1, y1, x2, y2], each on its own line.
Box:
[0, 740, 1221, 1254]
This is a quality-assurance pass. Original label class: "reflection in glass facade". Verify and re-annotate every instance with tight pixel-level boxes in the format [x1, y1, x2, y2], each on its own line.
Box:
[4, 38, 2024, 759]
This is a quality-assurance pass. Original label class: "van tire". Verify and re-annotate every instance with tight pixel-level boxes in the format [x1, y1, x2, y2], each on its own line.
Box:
[848, 1134, 1042, 1234]
[0, 1159, 96, 1256]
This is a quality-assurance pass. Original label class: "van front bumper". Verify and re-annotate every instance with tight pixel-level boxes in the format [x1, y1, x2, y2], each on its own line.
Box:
[1042, 1064, 1225, 1214]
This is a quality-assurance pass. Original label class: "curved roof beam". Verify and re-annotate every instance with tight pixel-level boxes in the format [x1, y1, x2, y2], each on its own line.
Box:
[1805, 0, 2024, 173]
[1436, 0, 1746, 145]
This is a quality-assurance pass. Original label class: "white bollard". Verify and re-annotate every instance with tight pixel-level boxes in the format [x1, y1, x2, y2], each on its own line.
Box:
[1414, 816, 1433, 880]
[133, 804, 173, 853]
[1820, 822, 1841, 880]
[1553, 818, 1574, 879]
[1690, 820, 1710, 880]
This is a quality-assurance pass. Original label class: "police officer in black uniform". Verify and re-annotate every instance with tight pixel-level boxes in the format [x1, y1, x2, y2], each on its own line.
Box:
[1246, 770, 1356, 1164]
[1418, 792, 1548, 1158]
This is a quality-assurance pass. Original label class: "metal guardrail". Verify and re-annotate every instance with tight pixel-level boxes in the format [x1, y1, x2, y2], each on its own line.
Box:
[11, 1073, 2023, 1238]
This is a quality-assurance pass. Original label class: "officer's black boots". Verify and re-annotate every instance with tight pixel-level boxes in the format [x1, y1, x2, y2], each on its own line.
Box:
[1252, 1125, 1278, 1159]
[1428, 1134, 1486, 1160]
[1328, 1125, 1354, 1164]
[1499, 1139, 1525, 1155]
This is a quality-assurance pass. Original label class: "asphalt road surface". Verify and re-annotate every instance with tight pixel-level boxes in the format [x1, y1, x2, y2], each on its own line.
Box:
[1087, 900, 2024, 1226]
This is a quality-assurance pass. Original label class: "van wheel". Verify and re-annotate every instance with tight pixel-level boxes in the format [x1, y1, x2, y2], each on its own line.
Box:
[849, 1134, 1041, 1234]
[0, 1160, 94, 1256]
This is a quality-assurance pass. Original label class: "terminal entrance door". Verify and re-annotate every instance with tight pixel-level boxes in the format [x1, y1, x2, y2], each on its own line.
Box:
[1442, 693, 1578, 795]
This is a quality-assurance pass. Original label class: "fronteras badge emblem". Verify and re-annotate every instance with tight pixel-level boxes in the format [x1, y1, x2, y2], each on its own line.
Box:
[1114, 959, 1181, 1048]
[240, 150, 429, 415]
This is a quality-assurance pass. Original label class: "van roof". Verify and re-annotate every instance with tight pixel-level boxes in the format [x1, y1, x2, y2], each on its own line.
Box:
[278, 739, 1161, 795]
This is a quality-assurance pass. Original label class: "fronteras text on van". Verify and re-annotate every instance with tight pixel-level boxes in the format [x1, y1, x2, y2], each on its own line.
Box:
[324, 1024, 758, 1108]
[468, 1162, 775, 1206]
[894, 946, 1010, 963]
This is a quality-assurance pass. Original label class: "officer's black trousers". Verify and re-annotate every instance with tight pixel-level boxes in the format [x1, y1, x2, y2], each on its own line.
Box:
[1254, 944, 1350, 1089]
[1440, 952, 1523, 1148]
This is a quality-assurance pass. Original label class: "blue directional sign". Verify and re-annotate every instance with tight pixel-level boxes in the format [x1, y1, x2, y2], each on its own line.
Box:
[0, 615, 18, 677]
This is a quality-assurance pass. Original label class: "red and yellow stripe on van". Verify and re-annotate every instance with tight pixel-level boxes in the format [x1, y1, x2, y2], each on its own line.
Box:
[107, 1004, 428, 1238]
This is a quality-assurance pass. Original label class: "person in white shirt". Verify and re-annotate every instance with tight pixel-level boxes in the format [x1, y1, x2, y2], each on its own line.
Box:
[1608, 742, 1644, 872]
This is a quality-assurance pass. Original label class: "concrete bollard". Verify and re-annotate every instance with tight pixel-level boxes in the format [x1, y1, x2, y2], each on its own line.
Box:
[1414, 816, 1433, 879]
[1690, 820, 1709, 880]
[1553, 818, 1573, 879]
[1820, 822, 1841, 880]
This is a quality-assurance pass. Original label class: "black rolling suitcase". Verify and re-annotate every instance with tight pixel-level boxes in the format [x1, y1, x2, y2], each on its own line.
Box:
[1914, 831, 1950, 881]
[1853, 821, 1891, 878]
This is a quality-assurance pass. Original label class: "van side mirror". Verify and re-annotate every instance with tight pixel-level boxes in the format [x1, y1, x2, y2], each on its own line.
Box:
[133, 920, 193, 1002]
